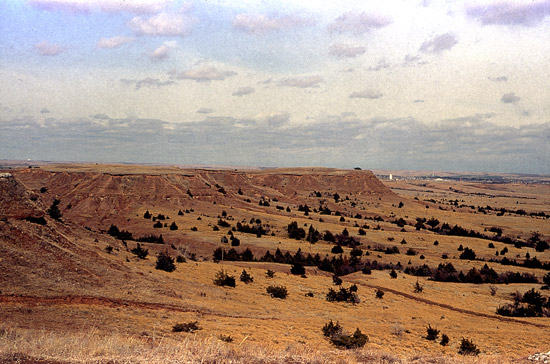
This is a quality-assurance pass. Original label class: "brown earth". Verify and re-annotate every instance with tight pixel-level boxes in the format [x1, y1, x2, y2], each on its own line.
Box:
[0, 164, 549, 363]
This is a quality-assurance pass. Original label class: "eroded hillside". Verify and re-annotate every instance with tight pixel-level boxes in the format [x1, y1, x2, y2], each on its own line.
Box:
[1, 165, 549, 363]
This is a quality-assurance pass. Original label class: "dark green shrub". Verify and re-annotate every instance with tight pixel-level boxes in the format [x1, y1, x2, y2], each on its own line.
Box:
[266, 285, 288, 299]
[426, 325, 439, 340]
[406, 248, 417, 256]
[265, 269, 275, 278]
[155, 252, 175, 272]
[213, 270, 236, 287]
[176, 255, 186, 263]
[172, 321, 199, 333]
[322, 320, 342, 338]
[375, 289, 384, 299]
[460, 247, 476, 260]
[131, 243, 149, 260]
[144, 210, 151, 219]
[332, 275, 342, 286]
[153, 221, 163, 228]
[218, 334, 233, 343]
[169, 222, 178, 230]
[458, 338, 480, 355]
[288, 221, 306, 240]
[331, 245, 344, 254]
[240, 269, 253, 284]
[326, 286, 359, 304]
[47, 199, 62, 220]
[330, 328, 368, 349]
[440, 334, 449, 346]
[390, 269, 398, 279]
[290, 263, 306, 275]
[105, 245, 113, 254]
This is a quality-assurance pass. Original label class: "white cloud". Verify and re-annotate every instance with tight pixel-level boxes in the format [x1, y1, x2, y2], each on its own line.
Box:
[97, 36, 134, 49]
[120, 77, 176, 90]
[34, 41, 65, 56]
[501, 92, 521, 104]
[278, 76, 323, 88]
[466, 1, 550, 26]
[419, 33, 458, 54]
[129, 12, 195, 36]
[349, 90, 383, 99]
[329, 43, 366, 58]
[232, 14, 310, 34]
[488, 76, 508, 82]
[232, 86, 255, 96]
[328, 10, 392, 35]
[197, 108, 214, 114]
[28, 0, 170, 14]
[174, 66, 237, 82]
[150, 45, 170, 61]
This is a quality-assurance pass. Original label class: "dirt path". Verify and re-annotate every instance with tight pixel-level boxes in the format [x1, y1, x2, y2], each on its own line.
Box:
[0, 294, 278, 321]
[350, 281, 550, 329]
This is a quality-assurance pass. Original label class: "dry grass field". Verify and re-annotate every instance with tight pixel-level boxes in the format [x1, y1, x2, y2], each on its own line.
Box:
[0, 164, 548, 363]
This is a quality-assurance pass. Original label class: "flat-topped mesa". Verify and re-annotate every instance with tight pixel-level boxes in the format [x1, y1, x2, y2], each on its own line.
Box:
[10, 165, 395, 227]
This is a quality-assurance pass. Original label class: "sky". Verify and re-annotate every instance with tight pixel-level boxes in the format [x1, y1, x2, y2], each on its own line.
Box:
[0, 0, 549, 173]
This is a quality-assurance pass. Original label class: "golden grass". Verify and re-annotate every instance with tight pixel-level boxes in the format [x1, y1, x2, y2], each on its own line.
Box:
[0, 326, 530, 364]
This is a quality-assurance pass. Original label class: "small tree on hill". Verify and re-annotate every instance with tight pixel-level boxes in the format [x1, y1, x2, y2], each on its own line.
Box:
[240, 269, 253, 284]
[156, 252, 176, 272]
[131, 243, 149, 259]
[47, 199, 62, 220]
[458, 338, 480, 355]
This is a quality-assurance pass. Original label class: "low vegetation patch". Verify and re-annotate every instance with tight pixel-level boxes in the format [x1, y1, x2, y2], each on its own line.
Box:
[172, 321, 200, 333]
[266, 285, 288, 299]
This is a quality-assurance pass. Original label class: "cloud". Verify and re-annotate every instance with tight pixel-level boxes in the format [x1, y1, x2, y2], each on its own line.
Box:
[232, 14, 310, 34]
[501, 92, 521, 104]
[28, 0, 170, 14]
[150, 45, 169, 61]
[419, 33, 458, 54]
[328, 10, 392, 35]
[120, 77, 176, 90]
[278, 76, 323, 88]
[329, 43, 366, 58]
[489, 76, 508, 82]
[413, 99, 424, 103]
[402, 54, 427, 67]
[40, 108, 50, 114]
[34, 41, 65, 56]
[254, 112, 290, 127]
[2, 114, 548, 173]
[466, 1, 550, 26]
[129, 12, 195, 36]
[232, 86, 255, 96]
[368, 59, 391, 71]
[349, 90, 383, 99]
[197, 108, 214, 114]
[174, 66, 237, 82]
[97, 36, 134, 49]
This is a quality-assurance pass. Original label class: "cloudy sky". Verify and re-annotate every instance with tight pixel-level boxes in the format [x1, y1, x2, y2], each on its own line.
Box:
[1, 0, 549, 173]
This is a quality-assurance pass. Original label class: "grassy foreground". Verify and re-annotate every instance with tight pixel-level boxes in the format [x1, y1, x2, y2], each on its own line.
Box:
[0, 326, 531, 364]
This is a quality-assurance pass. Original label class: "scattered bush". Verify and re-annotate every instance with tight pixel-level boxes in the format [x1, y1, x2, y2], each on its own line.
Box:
[240, 269, 253, 284]
[131, 243, 149, 260]
[176, 255, 186, 263]
[172, 321, 199, 333]
[23, 216, 47, 225]
[414, 280, 424, 293]
[266, 285, 288, 299]
[290, 263, 306, 275]
[326, 286, 359, 304]
[155, 252, 175, 272]
[375, 289, 384, 299]
[458, 338, 480, 355]
[143, 210, 151, 219]
[213, 270, 236, 287]
[331, 245, 344, 254]
[332, 275, 343, 286]
[426, 325, 439, 340]
[390, 269, 398, 279]
[459, 247, 476, 260]
[330, 328, 369, 349]
[322, 320, 343, 338]
[47, 199, 62, 220]
[218, 334, 233, 343]
[265, 269, 275, 278]
[440, 334, 449, 346]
